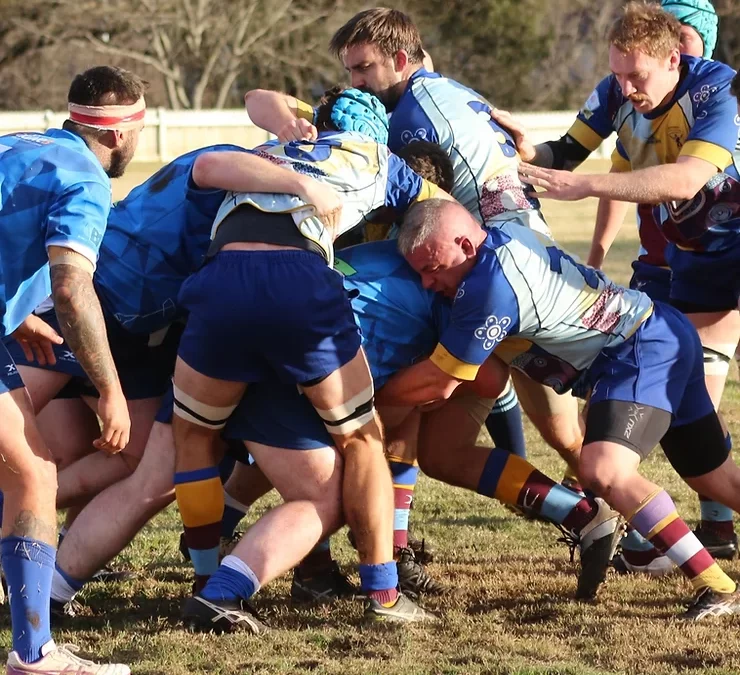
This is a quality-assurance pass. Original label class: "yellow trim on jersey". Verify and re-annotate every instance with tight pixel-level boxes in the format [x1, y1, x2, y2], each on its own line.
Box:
[610, 148, 631, 173]
[680, 140, 733, 171]
[493, 337, 532, 365]
[414, 179, 438, 204]
[294, 98, 314, 122]
[622, 305, 654, 341]
[567, 119, 605, 153]
[430, 344, 480, 381]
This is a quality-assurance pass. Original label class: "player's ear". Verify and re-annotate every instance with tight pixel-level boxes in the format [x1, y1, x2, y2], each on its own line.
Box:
[394, 49, 409, 73]
[460, 236, 476, 259]
[100, 129, 125, 149]
[668, 48, 681, 71]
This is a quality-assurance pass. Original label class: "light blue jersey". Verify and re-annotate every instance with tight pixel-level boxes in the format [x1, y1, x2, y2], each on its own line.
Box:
[0, 129, 110, 336]
[96, 144, 247, 334]
[389, 69, 547, 234]
[335, 239, 446, 387]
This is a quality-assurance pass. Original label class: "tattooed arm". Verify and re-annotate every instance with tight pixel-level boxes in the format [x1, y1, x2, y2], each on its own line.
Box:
[49, 246, 130, 452]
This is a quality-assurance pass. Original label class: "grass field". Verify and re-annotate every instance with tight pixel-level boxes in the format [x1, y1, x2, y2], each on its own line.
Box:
[4, 161, 740, 674]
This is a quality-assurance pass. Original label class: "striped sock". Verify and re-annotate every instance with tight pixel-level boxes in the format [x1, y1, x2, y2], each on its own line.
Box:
[221, 491, 249, 539]
[175, 466, 224, 590]
[620, 526, 665, 567]
[629, 489, 735, 593]
[388, 457, 419, 551]
[476, 448, 597, 533]
[485, 386, 527, 458]
[698, 494, 735, 540]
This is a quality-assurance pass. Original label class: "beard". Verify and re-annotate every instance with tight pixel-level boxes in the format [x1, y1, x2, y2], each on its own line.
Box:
[106, 136, 136, 178]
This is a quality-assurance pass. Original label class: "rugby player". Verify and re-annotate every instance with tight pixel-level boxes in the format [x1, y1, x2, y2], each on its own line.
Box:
[0, 65, 145, 675]
[391, 198, 740, 619]
[500, 2, 740, 562]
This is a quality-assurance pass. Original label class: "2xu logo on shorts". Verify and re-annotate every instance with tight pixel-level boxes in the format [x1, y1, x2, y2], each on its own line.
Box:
[623, 404, 645, 440]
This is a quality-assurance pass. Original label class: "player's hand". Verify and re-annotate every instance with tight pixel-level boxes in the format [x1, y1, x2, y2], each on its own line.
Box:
[518, 163, 593, 201]
[94, 388, 131, 453]
[298, 178, 343, 237]
[491, 108, 537, 162]
[10, 314, 64, 366]
[277, 118, 318, 143]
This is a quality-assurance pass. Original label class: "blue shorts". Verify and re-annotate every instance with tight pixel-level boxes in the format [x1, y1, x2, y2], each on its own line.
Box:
[7, 310, 183, 400]
[586, 301, 714, 428]
[0, 340, 24, 395]
[223, 380, 333, 451]
[666, 244, 740, 312]
[177, 250, 361, 385]
[628, 261, 671, 304]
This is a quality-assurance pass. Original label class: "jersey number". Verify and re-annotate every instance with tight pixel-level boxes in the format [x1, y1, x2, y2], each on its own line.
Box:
[466, 101, 517, 158]
[546, 247, 602, 290]
[283, 138, 343, 163]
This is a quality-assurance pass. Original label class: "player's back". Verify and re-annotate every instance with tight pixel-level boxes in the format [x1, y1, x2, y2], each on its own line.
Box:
[0, 129, 110, 335]
[336, 239, 440, 387]
[390, 71, 541, 226]
[96, 144, 245, 334]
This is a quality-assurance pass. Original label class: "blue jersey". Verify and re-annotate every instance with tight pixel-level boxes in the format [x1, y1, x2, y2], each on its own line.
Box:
[0, 129, 110, 336]
[95, 144, 247, 334]
[431, 224, 653, 393]
[335, 240, 446, 388]
[569, 56, 740, 253]
[388, 69, 547, 234]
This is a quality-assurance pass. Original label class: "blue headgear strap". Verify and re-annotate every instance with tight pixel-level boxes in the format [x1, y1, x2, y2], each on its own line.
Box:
[330, 88, 389, 145]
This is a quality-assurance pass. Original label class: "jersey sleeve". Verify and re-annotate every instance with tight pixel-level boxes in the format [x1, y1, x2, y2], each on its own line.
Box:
[45, 180, 111, 265]
[682, 77, 739, 170]
[610, 140, 631, 172]
[567, 76, 618, 152]
[387, 90, 440, 152]
[384, 152, 438, 211]
[431, 250, 520, 381]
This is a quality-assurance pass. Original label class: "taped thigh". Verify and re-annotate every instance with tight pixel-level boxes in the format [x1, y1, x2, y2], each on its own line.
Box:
[702, 345, 733, 377]
[172, 384, 237, 430]
[312, 383, 376, 435]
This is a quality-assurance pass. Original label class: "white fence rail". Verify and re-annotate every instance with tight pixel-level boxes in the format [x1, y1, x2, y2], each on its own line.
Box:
[0, 108, 617, 164]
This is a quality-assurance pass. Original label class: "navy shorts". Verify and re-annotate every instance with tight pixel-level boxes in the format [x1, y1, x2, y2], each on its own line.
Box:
[628, 260, 671, 304]
[223, 380, 334, 451]
[666, 243, 740, 312]
[586, 301, 714, 428]
[0, 340, 24, 395]
[177, 250, 361, 385]
[7, 310, 183, 400]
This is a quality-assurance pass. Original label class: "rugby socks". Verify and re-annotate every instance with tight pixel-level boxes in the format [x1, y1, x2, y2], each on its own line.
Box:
[1, 537, 55, 664]
[50, 563, 85, 604]
[297, 539, 334, 577]
[174, 466, 224, 590]
[359, 562, 399, 606]
[696, 433, 735, 540]
[200, 555, 260, 602]
[561, 470, 585, 497]
[388, 456, 419, 551]
[485, 386, 527, 459]
[698, 495, 735, 540]
[221, 491, 249, 539]
[629, 489, 735, 594]
[476, 448, 598, 533]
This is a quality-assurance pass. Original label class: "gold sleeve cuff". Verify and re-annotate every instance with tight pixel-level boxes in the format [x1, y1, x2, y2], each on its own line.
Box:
[294, 99, 315, 122]
[680, 140, 732, 171]
[430, 344, 480, 381]
[413, 179, 438, 203]
[567, 119, 605, 153]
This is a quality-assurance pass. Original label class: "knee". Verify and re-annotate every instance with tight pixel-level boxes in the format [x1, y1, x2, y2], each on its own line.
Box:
[578, 453, 627, 498]
[533, 416, 583, 456]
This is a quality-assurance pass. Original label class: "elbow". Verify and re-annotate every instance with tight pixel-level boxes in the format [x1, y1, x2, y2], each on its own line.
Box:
[243, 89, 270, 118]
[191, 153, 218, 189]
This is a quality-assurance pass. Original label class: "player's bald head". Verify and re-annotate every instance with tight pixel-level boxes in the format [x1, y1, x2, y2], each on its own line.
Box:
[398, 199, 477, 256]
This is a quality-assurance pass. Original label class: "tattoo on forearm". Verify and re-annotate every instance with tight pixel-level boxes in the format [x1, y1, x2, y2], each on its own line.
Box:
[9, 509, 57, 546]
[51, 263, 119, 393]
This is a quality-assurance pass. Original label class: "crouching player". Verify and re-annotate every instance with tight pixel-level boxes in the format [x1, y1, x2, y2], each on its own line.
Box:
[389, 199, 740, 619]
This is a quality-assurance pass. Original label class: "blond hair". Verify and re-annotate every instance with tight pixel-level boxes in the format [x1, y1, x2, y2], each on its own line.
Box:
[330, 8, 425, 63]
[608, 1, 681, 59]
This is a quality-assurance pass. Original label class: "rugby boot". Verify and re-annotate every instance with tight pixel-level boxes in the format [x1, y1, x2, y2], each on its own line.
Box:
[611, 550, 675, 577]
[181, 594, 268, 634]
[572, 498, 625, 600]
[364, 593, 438, 623]
[694, 525, 738, 560]
[395, 546, 445, 599]
[683, 587, 740, 620]
[6, 645, 130, 675]
[291, 562, 358, 604]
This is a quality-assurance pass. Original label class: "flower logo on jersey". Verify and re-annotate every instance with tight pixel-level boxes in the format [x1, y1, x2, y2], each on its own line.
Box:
[692, 84, 718, 104]
[400, 129, 428, 145]
[474, 315, 511, 351]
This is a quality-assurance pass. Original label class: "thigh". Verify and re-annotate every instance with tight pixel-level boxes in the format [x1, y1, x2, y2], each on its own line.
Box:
[17, 366, 71, 414]
[37, 397, 99, 469]
[247, 441, 343, 504]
